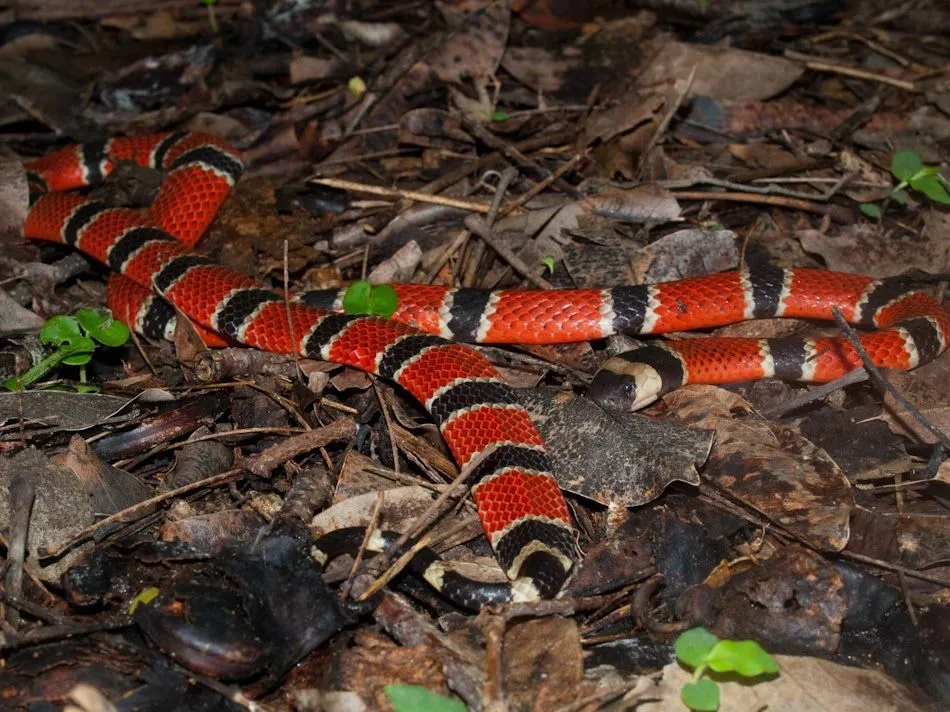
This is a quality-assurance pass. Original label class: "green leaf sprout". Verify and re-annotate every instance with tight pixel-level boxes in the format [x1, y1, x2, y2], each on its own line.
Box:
[859, 202, 882, 220]
[675, 627, 779, 711]
[342, 280, 399, 318]
[3, 309, 130, 392]
[384, 684, 466, 712]
[862, 150, 950, 221]
[200, 0, 219, 34]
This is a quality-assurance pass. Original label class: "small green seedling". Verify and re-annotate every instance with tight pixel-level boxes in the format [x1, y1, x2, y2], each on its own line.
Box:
[675, 627, 779, 711]
[542, 256, 556, 275]
[487, 110, 510, 122]
[342, 280, 399, 318]
[385, 685, 466, 712]
[2, 308, 130, 392]
[201, 0, 219, 34]
[861, 149, 950, 220]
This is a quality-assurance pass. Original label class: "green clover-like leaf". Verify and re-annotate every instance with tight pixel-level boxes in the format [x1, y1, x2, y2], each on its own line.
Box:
[675, 628, 719, 669]
[368, 283, 398, 318]
[911, 174, 950, 205]
[75, 308, 131, 346]
[891, 150, 923, 183]
[384, 684, 467, 712]
[40, 315, 83, 347]
[859, 203, 882, 220]
[705, 639, 779, 678]
[343, 280, 398, 318]
[40, 315, 96, 365]
[342, 280, 373, 315]
[61, 337, 97, 366]
[910, 164, 941, 182]
[75, 307, 109, 334]
[681, 678, 720, 711]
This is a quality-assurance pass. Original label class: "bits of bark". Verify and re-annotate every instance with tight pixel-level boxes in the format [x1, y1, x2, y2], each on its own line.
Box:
[245, 418, 356, 477]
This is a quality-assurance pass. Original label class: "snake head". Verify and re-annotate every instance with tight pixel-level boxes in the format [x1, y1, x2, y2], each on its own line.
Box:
[587, 356, 664, 412]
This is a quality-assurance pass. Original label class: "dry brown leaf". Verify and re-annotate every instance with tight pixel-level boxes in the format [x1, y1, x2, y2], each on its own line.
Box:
[100, 11, 208, 39]
[504, 617, 584, 710]
[880, 393, 950, 445]
[428, 0, 511, 84]
[0, 449, 94, 582]
[630, 655, 927, 711]
[586, 183, 682, 222]
[289, 55, 344, 85]
[340, 630, 451, 711]
[312, 452, 483, 552]
[837, 147, 892, 202]
[0, 141, 29, 241]
[848, 507, 950, 572]
[637, 40, 804, 101]
[937, 460, 950, 484]
[580, 92, 665, 147]
[663, 387, 852, 551]
[634, 227, 738, 283]
[728, 143, 801, 170]
[499, 46, 568, 93]
[797, 221, 950, 278]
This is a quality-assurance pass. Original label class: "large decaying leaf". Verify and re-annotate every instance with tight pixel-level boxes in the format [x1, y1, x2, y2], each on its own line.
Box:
[637, 41, 804, 101]
[663, 387, 853, 551]
[429, 0, 512, 83]
[518, 389, 709, 507]
[626, 655, 926, 711]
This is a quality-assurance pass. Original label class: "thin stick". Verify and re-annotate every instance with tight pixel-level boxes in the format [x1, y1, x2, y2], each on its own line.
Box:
[637, 64, 696, 180]
[39, 468, 243, 558]
[461, 117, 581, 199]
[486, 167, 517, 226]
[464, 215, 553, 289]
[282, 238, 304, 382]
[421, 228, 470, 283]
[830, 307, 950, 451]
[498, 151, 588, 218]
[839, 549, 950, 587]
[356, 534, 433, 602]
[341, 491, 385, 600]
[373, 381, 400, 474]
[670, 190, 852, 220]
[389, 456, 476, 556]
[1, 616, 133, 651]
[760, 367, 869, 419]
[661, 174, 862, 202]
[310, 177, 496, 214]
[785, 50, 918, 91]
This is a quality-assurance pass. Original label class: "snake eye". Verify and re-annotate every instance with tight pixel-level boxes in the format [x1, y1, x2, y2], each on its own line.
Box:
[621, 381, 635, 399]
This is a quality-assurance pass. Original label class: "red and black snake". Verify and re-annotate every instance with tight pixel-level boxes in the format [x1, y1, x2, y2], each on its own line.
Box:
[23, 132, 950, 608]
